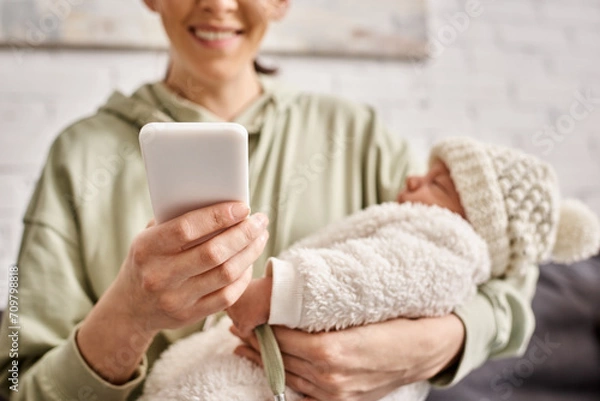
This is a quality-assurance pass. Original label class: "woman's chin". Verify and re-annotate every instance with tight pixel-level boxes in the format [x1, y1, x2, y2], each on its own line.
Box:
[189, 60, 248, 84]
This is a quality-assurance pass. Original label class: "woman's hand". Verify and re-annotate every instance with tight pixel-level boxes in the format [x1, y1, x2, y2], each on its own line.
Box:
[231, 314, 465, 401]
[77, 202, 269, 384]
[116, 201, 269, 332]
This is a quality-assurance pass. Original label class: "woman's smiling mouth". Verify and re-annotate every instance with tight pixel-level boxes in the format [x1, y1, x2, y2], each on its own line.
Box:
[189, 25, 244, 49]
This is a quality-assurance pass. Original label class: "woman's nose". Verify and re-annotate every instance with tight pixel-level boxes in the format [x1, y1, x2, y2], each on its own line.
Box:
[198, 0, 238, 14]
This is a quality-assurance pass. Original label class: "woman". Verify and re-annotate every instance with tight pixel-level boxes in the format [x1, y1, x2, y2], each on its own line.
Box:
[0, 1, 538, 400]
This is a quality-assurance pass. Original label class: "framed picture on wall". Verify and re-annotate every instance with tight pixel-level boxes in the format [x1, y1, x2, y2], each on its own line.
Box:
[0, 0, 428, 60]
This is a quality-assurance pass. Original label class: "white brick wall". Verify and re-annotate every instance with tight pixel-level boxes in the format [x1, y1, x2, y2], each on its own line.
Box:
[1, 0, 600, 306]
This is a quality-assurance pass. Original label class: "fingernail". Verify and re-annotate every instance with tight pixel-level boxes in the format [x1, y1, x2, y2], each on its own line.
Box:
[251, 213, 268, 229]
[231, 203, 250, 219]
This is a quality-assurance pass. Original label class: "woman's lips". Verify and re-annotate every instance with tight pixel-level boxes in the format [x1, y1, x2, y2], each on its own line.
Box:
[189, 26, 243, 50]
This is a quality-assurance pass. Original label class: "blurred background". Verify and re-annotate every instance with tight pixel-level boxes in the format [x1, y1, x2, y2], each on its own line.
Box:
[0, 0, 599, 305]
[0, 1, 599, 400]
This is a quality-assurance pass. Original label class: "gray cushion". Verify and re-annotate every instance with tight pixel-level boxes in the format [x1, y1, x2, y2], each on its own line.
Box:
[427, 255, 600, 401]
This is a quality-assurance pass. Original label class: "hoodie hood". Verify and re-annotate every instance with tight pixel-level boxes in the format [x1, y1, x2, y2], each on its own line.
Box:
[98, 76, 300, 135]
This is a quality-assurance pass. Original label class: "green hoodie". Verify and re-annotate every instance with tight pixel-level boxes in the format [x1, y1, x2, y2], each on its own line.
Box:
[0, 78, 537, 400]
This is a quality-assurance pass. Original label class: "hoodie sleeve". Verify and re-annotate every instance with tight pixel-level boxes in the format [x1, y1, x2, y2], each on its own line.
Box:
[268, 204, 491, 333]
[0, 138, 146, 400]
[430, 265, 539, 387]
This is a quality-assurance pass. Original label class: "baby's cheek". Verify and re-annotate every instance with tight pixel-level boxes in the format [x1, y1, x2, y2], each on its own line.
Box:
[401, 189, 428, 205]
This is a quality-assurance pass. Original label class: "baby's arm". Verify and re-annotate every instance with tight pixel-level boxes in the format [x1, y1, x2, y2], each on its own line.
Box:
[229, 204, 491, 336]
[279, 202, 404, 257]
[228, 204, 406, 334]
[227, 277, 273, 337]
[269, 204, 491, 333]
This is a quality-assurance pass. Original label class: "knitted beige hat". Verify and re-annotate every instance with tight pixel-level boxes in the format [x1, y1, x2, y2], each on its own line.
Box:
[430, 137, 600, 277]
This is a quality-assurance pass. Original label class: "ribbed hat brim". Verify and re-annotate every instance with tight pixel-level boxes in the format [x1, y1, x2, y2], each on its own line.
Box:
[430, 137, 511, 276]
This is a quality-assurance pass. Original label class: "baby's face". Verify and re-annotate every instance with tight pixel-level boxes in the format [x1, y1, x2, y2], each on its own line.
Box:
[397, 160, 466, 217]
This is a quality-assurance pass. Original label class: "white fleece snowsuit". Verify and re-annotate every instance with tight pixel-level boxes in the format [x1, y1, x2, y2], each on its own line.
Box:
[140, 202, 492, 401]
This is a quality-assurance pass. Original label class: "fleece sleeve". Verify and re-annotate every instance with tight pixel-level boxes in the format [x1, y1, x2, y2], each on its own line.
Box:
[0, 139, 146, 400]
[268, 204, 491, 333]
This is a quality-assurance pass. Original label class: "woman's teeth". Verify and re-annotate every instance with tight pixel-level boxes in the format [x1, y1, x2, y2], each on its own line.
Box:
[193, 29, 237, 41]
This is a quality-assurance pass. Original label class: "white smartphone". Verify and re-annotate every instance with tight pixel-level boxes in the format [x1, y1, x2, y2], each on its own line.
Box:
[139, 122, 249, 225]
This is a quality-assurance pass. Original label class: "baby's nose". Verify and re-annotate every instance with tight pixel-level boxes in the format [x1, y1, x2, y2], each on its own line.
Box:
[406, 176, 421, 191]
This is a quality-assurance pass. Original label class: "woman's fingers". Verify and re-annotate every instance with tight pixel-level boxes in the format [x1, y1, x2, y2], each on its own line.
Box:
[286, 371, 327, 400]
[234, 344, 344, 401]
[270, 326, 332, 361]
[150, 202, 251, 253]
[118, 202, 271, 334]
[230, 325, 319, 367]
[232, 321, 444, 401]
[183, 266, 254, 321]
[232, 326, 341, 393]
[131, 210, 268, 312]
[280, 347, 357, 395]
[281, 353, 329, 386]
[231, 324, 307, 355]
[181, 231, 269, 300]
[234, 344, 263, 366]
[173, 213, 268, 280]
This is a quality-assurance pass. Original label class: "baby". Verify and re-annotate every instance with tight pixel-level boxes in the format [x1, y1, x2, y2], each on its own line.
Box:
[140, 137, 600, 401]
[228, 158, 477, 338]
